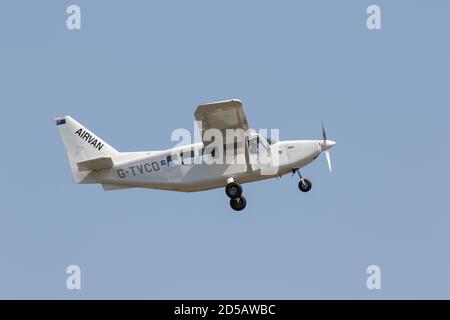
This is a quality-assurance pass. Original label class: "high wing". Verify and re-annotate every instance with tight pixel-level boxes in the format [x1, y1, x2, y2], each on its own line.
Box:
[194, 99, 250, 148]
[194, 99, 252, 172]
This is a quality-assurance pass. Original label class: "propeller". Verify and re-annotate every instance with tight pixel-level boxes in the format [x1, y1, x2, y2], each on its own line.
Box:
[320, 122, 336, 173]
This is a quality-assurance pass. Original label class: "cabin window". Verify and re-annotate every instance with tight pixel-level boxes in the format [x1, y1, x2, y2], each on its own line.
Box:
[180, 150, 195, 165]
[223, 142, 240, 155]
[248, 137, 259, 154]
[167, 154, 182, 166]
[201, 147, 216, 158]
[200, 147, 218, 163]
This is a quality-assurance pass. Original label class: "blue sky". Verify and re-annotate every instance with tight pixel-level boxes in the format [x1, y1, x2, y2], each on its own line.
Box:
[0, 0, 449, 299]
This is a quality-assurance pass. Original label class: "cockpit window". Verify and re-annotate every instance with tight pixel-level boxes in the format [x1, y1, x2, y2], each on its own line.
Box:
[248, 134, 270, 153]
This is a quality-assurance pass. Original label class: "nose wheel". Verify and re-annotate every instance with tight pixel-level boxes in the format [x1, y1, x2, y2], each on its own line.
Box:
[298, 179, 312, 192]
[225, 180, 246, 211]
[293, 169, 312, 192]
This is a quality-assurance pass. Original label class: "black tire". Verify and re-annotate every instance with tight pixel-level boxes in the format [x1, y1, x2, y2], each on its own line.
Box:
[298, 179, 312, 192]
[225, 182, 242, 198]
[230, 196, 247, 211]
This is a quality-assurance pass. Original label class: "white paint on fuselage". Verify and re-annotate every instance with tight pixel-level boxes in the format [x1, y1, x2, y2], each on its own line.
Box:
[94, 140, 325, 192]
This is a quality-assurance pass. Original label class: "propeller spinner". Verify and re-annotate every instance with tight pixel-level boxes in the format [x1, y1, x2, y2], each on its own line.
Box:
[320, 122, 336, 172]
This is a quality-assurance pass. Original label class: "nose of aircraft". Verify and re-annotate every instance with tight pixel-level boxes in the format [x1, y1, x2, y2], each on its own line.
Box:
[323, 140, 336, 151]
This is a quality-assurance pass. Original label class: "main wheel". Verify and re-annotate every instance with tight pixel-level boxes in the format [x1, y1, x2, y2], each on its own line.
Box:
[225, 182, 242, 198]
[298, 179, 312, 192]
[230, 196, 247, 211]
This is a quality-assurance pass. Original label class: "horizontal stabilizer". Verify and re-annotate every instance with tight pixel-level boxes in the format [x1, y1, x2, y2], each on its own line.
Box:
[77, 156, 113, 171]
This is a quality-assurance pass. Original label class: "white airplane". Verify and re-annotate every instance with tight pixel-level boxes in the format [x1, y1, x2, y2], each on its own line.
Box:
[54, 99, 336, 211]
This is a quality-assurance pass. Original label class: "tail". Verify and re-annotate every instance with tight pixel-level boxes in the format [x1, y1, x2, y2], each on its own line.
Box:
[53, 116, 119, 184]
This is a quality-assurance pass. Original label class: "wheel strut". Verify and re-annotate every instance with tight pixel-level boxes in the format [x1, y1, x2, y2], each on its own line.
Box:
[292, 168, 303, 180]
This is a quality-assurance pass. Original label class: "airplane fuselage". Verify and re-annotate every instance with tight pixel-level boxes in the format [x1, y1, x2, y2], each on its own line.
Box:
[94, 140, 323, 192]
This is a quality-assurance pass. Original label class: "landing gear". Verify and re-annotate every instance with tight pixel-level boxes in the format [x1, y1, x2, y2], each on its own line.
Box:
[293, 169, 312, 192]
[225, 182, 242, 198]
[230, 196, 247, 211]
[298, 179, 312, 192]
[225, 179, 246, 211]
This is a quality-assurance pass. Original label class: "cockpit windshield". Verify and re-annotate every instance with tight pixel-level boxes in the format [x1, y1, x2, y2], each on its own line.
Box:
[256, 133, 277, 145]
[248, 133, 271, 153]
[266, 137, 276, 145]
